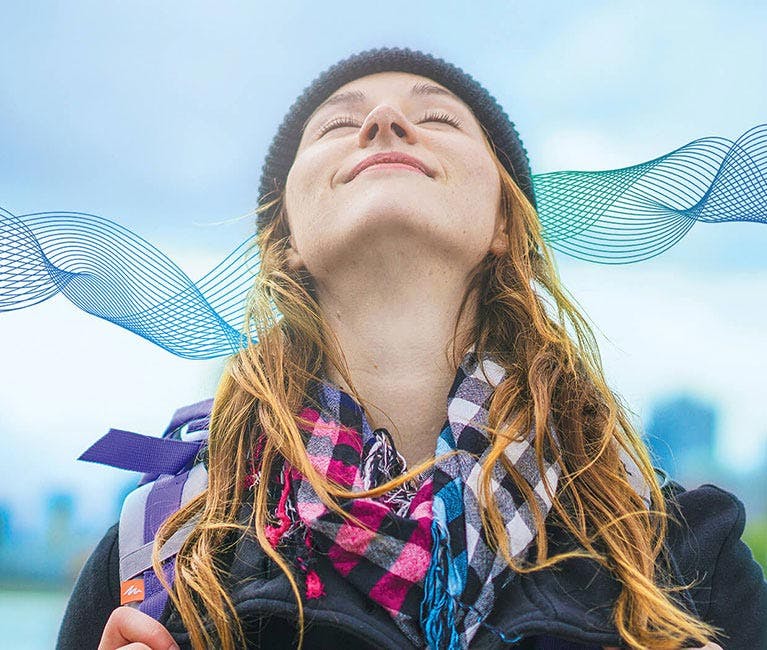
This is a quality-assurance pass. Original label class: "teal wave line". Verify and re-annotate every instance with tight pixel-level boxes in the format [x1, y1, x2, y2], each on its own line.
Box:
[2, 124, 765, 359]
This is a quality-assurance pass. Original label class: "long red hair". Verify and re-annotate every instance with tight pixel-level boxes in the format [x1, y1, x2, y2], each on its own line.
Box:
[152, 130, 723, 649]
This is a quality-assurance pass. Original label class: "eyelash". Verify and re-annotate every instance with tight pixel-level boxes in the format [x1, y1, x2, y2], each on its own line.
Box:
[318, 110, 463, 136]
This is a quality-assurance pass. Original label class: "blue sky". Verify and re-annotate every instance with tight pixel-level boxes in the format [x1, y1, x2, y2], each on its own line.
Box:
[1, 1, 765, 529]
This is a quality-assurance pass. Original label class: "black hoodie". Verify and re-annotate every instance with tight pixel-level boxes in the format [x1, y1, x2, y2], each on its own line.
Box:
[57, 479, 767, 649]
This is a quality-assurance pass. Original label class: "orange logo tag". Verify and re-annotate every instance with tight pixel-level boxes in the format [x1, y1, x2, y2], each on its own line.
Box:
[120, 579, 145, 604]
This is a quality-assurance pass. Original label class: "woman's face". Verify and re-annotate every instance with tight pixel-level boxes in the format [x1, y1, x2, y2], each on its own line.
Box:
[284, 71, 505, 283]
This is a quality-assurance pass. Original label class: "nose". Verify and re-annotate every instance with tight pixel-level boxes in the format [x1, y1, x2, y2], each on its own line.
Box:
[358, 104, 418, 147]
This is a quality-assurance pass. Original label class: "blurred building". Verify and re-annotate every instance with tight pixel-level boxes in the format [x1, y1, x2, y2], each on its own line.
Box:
[1, 490, 92, 587]
[0, 504, 11, 549]
[644, 392, 767, 520]
[644, 393, 718, 481]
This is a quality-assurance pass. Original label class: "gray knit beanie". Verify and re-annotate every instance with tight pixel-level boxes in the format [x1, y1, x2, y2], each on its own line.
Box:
[256, 45, 536, 232]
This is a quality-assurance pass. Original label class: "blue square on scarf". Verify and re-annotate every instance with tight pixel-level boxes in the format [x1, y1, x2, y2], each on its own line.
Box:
[439, 477, 465, 522]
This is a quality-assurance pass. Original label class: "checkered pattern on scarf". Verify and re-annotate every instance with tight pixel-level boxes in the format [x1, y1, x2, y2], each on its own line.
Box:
[290, 388, 434, 642]
[281, 345, 651, 648]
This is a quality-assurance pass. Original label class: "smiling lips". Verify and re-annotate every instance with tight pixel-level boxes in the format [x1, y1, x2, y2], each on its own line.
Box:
[347, 151, 433, 182]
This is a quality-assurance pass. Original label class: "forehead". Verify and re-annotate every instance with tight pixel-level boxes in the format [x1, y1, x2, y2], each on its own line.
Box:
[303, 71, 472, 126]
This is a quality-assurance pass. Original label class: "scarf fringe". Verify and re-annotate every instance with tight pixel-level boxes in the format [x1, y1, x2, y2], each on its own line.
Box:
[421, 518, 461, 650]
[263, 463, 326, 600]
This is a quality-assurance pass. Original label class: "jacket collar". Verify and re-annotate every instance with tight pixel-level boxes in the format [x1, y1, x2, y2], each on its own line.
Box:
[162, 483, 701, 649]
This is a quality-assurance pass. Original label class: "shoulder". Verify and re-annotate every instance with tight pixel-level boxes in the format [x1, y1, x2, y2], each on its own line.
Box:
[663, 480, 744, 550]
[56, 523, 121, 649]
[662, 479, 748, 576]
[662, 480, 767, 648]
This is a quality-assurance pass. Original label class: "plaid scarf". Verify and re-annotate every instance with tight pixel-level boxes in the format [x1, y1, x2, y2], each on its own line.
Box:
[258, 345, 651, 648]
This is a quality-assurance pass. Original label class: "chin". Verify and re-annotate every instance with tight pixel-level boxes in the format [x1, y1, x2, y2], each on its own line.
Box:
[332, 215, 482, 262]
[343, 188, 437, 220]
[344, 209, 435, 237]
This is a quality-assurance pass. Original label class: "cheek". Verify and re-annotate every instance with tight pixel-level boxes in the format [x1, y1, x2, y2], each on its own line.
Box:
[464, 145, 500, 192]
[285, 160, 317, 233]
[284, 155, 337, 263]
[451, 146, 501, 213]
[286, 146, 338, 216]
[285, 156, 311, 210]
[455, 150, 502, 250]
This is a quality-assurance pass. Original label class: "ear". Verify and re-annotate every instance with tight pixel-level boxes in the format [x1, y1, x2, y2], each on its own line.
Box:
[488, 214, 509, 256]
[285, 233, 306, 271]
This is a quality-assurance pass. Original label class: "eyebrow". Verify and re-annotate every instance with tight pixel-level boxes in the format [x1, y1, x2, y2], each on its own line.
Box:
[305, 81, 464, 128]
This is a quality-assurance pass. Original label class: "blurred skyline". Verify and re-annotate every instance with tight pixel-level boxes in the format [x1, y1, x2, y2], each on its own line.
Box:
[1, 0, 766, 530]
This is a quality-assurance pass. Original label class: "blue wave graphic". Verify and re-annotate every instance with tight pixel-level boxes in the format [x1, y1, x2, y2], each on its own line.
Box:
[0, 208, 257, 358]
[2, 124, 765, 358]
[535, 123, 766, 263]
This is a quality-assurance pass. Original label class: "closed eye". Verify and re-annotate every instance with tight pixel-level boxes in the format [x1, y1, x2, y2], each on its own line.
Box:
[317, 110, 463, 136]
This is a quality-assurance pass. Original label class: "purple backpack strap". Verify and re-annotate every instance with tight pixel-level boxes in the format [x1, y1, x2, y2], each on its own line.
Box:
[79, 398, 213, 618]
[162, 399, 214, 435]
[79, 429, 203, 476]
[118, 463, 208, 617]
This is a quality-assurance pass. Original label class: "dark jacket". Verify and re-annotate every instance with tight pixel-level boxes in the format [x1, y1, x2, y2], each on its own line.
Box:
[57, 479, 767, 649]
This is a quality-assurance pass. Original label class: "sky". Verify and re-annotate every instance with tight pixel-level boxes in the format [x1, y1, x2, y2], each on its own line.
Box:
[1, 0, 766, 531]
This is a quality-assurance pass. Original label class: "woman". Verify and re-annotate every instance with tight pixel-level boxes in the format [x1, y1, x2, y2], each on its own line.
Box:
[57, 46, 766, 649]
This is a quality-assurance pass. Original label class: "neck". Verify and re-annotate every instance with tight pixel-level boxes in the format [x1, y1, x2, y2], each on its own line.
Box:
[316, 252, 479, 467]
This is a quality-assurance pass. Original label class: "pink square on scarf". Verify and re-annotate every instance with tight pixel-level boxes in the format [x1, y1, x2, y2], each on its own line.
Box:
[407, 480, 434, 518]
[326, 457, 359, 486]
[301, 415, 343, 475]
[299, 407, 363, 450]
[328, 523, 377, 576]
[386, 533, 432, 582]
[369, 570, 415, 613]
[347, 499, 390, 529]
[333, 422, 363, 454]
[328, 544, 362, 578]
[297, 501, 326, 520]
[327, 501, 390, 578]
